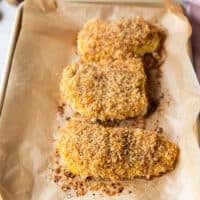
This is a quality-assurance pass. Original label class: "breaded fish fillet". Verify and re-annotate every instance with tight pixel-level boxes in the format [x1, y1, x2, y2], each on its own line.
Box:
[77, 17, 161, 62]
[56, 120, 178, 180]
[60, 58, 147, 120]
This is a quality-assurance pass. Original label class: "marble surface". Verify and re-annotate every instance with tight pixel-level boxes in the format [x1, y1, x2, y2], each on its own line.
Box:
[0, 0, 17, 83]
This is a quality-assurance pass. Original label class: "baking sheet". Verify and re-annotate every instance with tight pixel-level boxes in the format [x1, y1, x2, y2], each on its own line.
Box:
[0, 0, 200, 200]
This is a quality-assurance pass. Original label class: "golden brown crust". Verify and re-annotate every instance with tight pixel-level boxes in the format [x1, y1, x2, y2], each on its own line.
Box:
[77, 17, 161, 62]
[60, 58, 147, 120]
[56, 119, 178, 181]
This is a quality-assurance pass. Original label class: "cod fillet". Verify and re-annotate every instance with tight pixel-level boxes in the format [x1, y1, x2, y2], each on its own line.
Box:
[56, 120, 178, 180]
[77, 17, 161, 62]
[60, 58, 147, 120]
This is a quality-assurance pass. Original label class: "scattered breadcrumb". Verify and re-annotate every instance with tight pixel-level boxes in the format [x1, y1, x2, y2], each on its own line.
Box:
[51, 149, 125, 197]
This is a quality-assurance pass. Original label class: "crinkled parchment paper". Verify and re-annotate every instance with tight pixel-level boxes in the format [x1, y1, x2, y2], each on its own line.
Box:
[0, 0, 200, 199]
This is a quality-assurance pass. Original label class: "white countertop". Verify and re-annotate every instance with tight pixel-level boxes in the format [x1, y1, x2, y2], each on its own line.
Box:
[0, 0, 17, 82]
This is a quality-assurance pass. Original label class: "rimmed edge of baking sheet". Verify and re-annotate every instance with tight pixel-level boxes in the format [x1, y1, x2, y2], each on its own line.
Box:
[0, 3, 23, 116]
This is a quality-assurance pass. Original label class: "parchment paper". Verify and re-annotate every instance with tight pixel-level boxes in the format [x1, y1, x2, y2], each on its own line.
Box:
[0, 0, 200, 199]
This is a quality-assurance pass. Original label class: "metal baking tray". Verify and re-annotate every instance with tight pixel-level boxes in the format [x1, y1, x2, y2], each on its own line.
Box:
[0, 1, 199, 200]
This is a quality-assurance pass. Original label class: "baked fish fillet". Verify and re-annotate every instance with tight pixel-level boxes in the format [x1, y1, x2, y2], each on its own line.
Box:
[60, 58, 147, 120]
[56, 120, 178, 180]
[77, 17, 161, 62]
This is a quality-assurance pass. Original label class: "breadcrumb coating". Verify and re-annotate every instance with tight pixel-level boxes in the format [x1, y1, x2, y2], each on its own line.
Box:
[60, 58, 147, 120]
[77, 17, 161, 62]
[56, 120, 178, 181]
